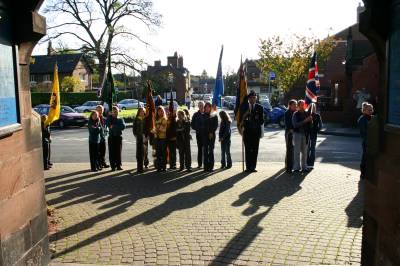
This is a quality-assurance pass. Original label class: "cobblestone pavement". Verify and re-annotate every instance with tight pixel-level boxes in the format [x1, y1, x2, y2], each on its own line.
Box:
[46, 162, 363, 265]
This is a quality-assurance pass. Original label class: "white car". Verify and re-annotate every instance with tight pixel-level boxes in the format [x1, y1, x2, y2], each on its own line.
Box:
[74, 101, 102, 113]
[117, 99, 144, 110]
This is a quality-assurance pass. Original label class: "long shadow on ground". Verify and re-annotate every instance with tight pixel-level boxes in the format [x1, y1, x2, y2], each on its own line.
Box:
[51, 170, 250, 258]
[211, 169, 307, 264]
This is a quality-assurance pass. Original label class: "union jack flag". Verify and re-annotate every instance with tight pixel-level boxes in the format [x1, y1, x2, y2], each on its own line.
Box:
[304, 52, 320, 109]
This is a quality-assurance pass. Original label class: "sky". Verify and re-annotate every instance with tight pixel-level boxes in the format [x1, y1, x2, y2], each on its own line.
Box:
[34, 0, 362, 76]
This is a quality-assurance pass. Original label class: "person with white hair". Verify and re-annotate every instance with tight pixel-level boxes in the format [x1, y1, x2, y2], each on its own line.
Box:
[358, 102, 374, 179]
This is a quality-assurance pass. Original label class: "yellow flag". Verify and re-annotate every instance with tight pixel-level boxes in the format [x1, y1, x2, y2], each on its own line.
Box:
[45, 63, 60, 127]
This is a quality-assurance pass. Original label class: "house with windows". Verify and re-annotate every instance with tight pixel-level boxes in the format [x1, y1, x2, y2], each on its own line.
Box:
[30, 46, 93, 92]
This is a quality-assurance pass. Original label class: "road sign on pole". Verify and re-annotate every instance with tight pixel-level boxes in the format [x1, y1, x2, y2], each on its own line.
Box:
[269, 72, 276, 81]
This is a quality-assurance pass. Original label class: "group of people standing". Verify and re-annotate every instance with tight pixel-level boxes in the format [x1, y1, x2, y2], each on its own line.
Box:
[284, 99, 323, 174]
[87, 105, 126, 172]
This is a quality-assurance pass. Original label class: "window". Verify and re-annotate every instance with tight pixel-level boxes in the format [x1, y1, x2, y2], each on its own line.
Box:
[0, 7, 21, 136]
[80, 73, 86, 81]
[30, 75, 35, 82]
[43, 74, 51, 82]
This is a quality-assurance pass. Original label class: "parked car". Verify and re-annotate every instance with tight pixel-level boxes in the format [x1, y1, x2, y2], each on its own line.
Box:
[263, 105, 287, 128]
[224, 96, 237, 110]
[74, 101, 102, 113]
[34, 104, 88, 128]
[117, 99, 144, 110]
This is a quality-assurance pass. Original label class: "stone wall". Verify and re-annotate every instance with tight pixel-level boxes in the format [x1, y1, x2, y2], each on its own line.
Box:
[0, 1, 50, 265]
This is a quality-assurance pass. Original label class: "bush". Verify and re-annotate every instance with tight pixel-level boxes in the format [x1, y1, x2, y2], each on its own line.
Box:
[31, 91, 135, 107]
[61, 76, 83, 92]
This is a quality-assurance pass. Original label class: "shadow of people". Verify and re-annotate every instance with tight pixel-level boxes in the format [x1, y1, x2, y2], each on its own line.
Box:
[212, 169, 306, 264]
[52, 171, 250, 258]
[345, 180, 364, 228]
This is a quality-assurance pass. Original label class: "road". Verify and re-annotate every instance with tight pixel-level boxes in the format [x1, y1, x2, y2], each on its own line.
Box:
[50, 124, 362, 166]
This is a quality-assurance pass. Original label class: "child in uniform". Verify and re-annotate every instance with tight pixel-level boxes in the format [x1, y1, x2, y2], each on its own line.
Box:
[219, 110, 232, 169]
[176, 110, 192, 171]
[155, 106, 168, 172]
[133, 107, 146, 173]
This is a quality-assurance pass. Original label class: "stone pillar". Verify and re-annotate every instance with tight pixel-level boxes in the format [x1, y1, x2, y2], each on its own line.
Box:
[0, 1, 49, 265]
[360, 0, 400, 265]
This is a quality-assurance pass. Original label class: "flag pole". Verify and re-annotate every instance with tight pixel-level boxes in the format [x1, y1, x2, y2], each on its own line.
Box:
[242, 134, 245, 172]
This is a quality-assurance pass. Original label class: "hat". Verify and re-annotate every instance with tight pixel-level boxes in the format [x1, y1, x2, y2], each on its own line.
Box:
[248, 90, 257, 97]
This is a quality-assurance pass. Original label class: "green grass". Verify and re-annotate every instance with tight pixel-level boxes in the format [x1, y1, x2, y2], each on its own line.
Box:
[83, 105, 187, 120]
[83, 109, 138, 119]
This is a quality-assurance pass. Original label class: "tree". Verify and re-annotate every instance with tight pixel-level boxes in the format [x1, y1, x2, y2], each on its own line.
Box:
[257, 35, 336, 94]
[61, 76, 83, 92]
[224, 71, 238, 96]
[200, 69, 208, 80]
[44, 0, 161, 87]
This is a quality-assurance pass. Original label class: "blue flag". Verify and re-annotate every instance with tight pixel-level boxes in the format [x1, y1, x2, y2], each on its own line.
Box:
[212, 45, 224, 107]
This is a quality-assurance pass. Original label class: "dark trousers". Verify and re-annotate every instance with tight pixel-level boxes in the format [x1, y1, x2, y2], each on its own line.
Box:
[89, 142, 100, 170]
[221, 139, 232, 167]
[99, 139, 107, 166]
[285, 131, 294, 172]
[307, 135, 317, 167]
[108, 136, 122, 169]
[143, 137, 149, 167]
[178, 140, 191, 169]
[244, 135, 260, 171]
[156, 138, 167, 170]
[136, 137, 144, 171]
[196, 132, 203, 167]
[203, 137, 215, 171]
[42, 141, 50, 168]
[360, 141, 366, 179]
[167, 139, 177, 168]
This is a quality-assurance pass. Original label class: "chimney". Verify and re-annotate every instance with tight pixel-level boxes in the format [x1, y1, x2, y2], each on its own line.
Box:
[167, 52, 179, 68]
[154, 60, 161, 67]
[357, 2, 365, 22]
[47, 41, 55, 56]
[178, 56, 183, 69]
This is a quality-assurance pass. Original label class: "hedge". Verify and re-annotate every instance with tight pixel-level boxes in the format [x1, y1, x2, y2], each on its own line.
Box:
[31, 91, 135, 107]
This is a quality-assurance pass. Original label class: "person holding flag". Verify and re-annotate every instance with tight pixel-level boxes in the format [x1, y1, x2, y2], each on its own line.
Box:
[242, 90, 264, 172]
[166, 92, 177, 170]
[212, 45, 224, 108]
[42, 63, 60, 170]
[144, 80, 156, 169]
[304, 52, 320, 110]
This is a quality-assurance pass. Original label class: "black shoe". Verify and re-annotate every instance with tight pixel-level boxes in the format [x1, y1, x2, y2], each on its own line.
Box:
[111, 168, 116, 172]
[286, 170, 292, 174]
[245, 169, 251, 172]
[116, 166, 123, 171]
[178, 168, 184, 172]
[251, 169, 258, 173]
[48, 162, 53, 166]
[226, 165, 232, 169]
[197, 165, 202, 168]
[44, 167, 50, 170]
[220, 165, 226, 169]
[91, 169, 98, 172]
[187, 168, 192, 172]
[102, 164, 110, 168]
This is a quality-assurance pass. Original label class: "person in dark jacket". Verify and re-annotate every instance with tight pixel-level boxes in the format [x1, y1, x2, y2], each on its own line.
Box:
[41, 115, 51, 170]
[96, 105, 110, 168]
[219, 110, 232, 169]
[133, 107, 146, 173]
[307, 103, 323, 168]
[88, 111, 102, 172]
[202, 102, 218, 172]
[242, 90, 264, 172]
[191, 101, 205, 168]
[166, 110, 177, 169]
[358, 102, 374, 179]
[106, 106, 126, 171]
[176, 110, 192, 171]
[155, 95, 163, 107]
[284, 99, 297, 173]
[292, 100, 312, 173]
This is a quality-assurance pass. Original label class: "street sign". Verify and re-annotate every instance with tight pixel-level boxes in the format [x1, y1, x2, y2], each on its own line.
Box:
[269, 72, 276, 81]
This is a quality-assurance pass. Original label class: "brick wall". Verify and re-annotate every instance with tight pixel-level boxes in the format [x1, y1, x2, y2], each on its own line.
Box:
[0, 3, 50, 265]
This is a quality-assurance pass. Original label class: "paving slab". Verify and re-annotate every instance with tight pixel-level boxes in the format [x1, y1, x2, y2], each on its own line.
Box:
[46, 162, 363, 265]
